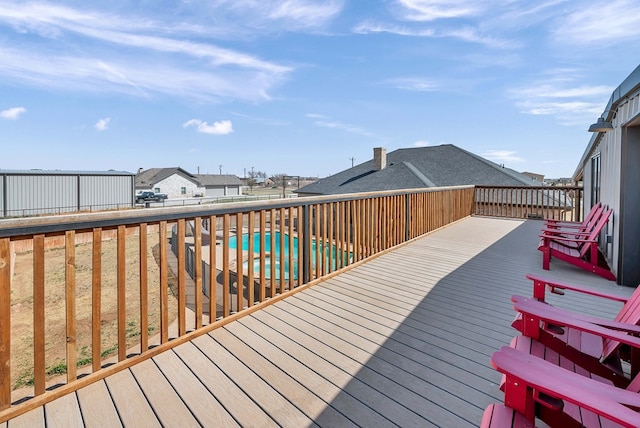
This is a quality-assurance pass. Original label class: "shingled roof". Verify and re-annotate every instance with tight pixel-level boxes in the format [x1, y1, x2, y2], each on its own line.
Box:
[135, 167, 199, 189]
[296, 145, 537, 196]
[194, 174, 243, 186]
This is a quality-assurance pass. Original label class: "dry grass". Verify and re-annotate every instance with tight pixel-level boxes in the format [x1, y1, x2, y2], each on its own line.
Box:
[10, 232, 178, 390]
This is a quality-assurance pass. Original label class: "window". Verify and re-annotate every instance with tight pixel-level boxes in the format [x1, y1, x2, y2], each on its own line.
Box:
[590, 153, 601, 206]
[154, 187, 160, 193]
[181, 187, 186, 195]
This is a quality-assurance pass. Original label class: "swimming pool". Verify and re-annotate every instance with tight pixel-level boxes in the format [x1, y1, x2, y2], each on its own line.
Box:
[228, 231, 348, 280]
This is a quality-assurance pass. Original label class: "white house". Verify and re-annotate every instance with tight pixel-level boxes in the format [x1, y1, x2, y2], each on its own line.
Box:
[135, 167, 243, 199]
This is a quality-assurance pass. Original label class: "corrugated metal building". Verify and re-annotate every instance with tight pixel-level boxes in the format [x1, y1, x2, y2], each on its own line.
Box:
[0, 170, 135, 217]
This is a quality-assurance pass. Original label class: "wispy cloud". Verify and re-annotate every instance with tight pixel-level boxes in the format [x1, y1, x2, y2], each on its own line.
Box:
[0, 2, 291, 101]
[482, 150, 524, 163]
[95, 117, 110, 131]
[353, 21, 513, 48]
[413, 140, 432, 147]
[306, 114, 379, 139]
[183, 119, 234, 135]
[208, 0, 344, 30]
[384, 77, 440, 92]
[0, 106, 26, 120]
[394, 0, 482, 21]
[508, 71, 614, 126]
[554, 0, 640, 46]
[353, 21, 434, 37]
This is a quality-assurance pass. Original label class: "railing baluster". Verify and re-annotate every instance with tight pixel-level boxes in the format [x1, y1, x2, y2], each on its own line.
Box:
[296, 206, 303, 286]
[247, 211, 255, 307]
[288, 207, 294, 290]
[177, 219, 186, 335]
[209, 215, 217, 320]
[92, 229, 102, 372]
[278, 208, 285, 292]
[117, 226, 126, 361]
[315, 204, 321, 278]
[259, 211, 266, 302]
[236, 212, 243, 312]
[269, 209, 276, 298]
[33, 235, 45, 395]
[193, 218, 202, 329]
[159, 221, 169, 343]
[66, 231, 77, 382]
[223, 214, 230, 317]
[139, 224, 149, 352]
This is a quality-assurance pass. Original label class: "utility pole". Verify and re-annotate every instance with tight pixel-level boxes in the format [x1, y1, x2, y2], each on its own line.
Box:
[349, 157, 355, 167]
[219, 164, 223, 175]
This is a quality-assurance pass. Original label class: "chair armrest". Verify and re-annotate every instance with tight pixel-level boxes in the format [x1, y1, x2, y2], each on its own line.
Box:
[512, 295, 640, 338]
[545, 221, 583, 228]
[491, 346, 640, 427]
[525, 274, 629, 303]
[540, 227, 590, 236]
[539, 234, 596, 244]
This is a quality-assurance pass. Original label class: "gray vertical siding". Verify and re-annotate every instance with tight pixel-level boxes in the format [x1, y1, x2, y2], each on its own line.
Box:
[79, 175, 133, 210]
[0, 171, 134, 217]
[6, 174, 78, 216]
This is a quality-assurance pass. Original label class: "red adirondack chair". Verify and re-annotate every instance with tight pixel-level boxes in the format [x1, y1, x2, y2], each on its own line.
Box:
[544, 201, 602, 231]
[538, 207, 615, 280]
[540, 202, 606, 243]
[514, 274, 640, 375]
[482, 346, 640, 427]
[511, 294, 640, 387]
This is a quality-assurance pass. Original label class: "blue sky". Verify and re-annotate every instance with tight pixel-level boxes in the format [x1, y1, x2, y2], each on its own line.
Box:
[1, 1, 639, 179]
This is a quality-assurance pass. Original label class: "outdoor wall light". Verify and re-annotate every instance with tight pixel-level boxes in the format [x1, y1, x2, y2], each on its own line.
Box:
[588, 110, 616, 132]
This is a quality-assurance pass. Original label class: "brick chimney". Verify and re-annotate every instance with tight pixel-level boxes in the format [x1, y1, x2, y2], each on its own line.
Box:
[373, 147, 387, 171]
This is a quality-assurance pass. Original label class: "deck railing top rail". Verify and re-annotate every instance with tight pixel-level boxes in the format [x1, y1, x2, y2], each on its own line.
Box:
[0, 185, 475, 239]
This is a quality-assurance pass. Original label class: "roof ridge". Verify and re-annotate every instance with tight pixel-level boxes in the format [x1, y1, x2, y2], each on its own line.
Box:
[402, 161, 436, 187]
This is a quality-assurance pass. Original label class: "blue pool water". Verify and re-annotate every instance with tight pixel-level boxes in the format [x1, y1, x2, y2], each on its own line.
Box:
[228, 231, 348, 280]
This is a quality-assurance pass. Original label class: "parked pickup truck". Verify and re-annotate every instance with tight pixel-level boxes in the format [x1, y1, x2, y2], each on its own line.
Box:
[136, 191, 168, 203]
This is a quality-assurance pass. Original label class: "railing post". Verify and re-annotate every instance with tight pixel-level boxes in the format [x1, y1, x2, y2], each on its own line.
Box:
[302, 204, 310, 284]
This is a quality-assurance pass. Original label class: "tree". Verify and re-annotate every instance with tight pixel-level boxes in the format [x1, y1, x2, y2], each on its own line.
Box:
[247, 169, 267, 193]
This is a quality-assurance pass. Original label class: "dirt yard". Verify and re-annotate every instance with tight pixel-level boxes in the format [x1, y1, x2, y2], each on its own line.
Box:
[10, 232, 178, 390]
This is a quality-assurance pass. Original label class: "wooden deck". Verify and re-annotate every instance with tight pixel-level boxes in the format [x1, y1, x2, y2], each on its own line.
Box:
[3, 217, 632, 427]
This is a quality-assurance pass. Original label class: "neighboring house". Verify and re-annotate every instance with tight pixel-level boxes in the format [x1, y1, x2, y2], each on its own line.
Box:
[194, 174, 242, 197]
[521, 171, 545, 184]
[574, 63, 640, 286]
[135, 167, 201, 198]
[0, 169, 134, 217]
[135, 167, 243, 198]
[296, 145, 539, 196]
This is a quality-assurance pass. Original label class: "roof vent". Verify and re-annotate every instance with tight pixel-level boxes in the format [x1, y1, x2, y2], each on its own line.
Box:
[373, 147, 387, 171]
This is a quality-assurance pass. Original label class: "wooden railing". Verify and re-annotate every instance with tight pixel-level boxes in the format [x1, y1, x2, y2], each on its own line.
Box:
[474, 185, 584, 222]
[0, 185, 474, 421]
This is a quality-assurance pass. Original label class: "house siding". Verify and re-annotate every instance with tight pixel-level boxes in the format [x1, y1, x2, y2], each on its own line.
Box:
[153, 175, 200, 198]
[583, 85, 640, 285]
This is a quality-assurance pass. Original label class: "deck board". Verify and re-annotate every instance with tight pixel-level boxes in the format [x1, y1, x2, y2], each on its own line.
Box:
[152, 350, 239, 428]
[5, 217, 633, 427]
[105, 369, 160, 427]
[44, 391, 83, 427]
[76, 381, 122, 428]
